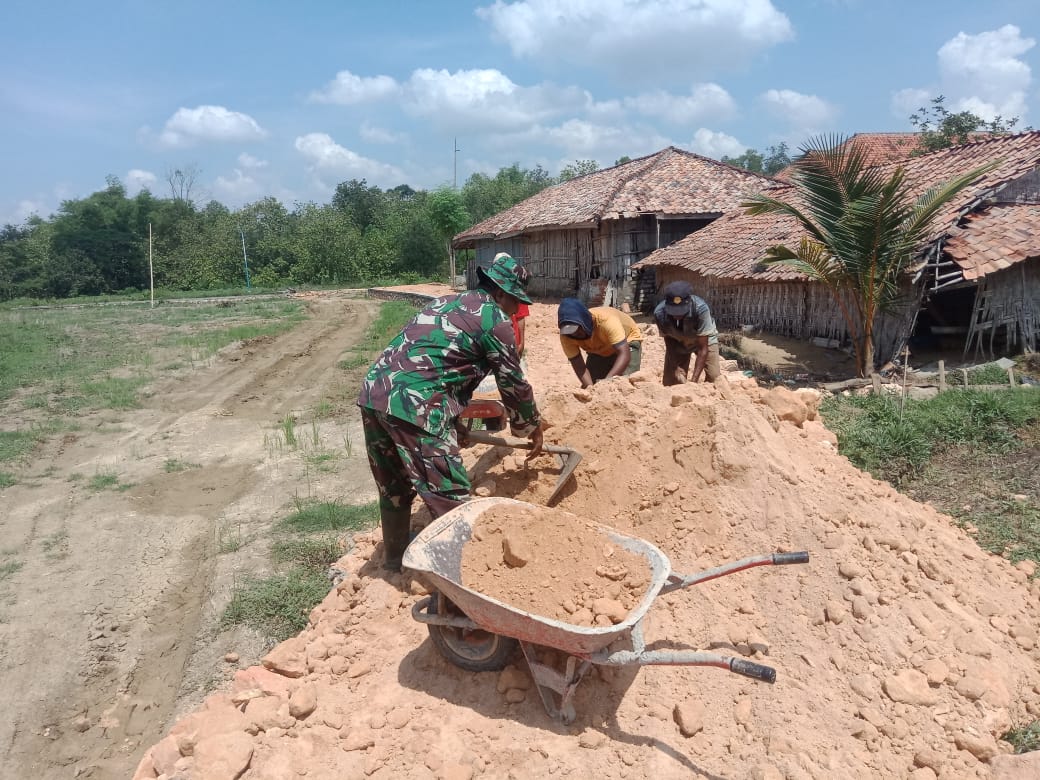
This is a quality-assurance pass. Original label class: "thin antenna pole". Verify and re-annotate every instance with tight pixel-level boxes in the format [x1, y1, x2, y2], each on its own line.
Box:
[453, 137, 460, 189]
[240, 228, 252, 291]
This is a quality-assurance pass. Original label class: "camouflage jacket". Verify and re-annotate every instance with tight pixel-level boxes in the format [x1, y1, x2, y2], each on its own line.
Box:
[357, 290, 540, 438]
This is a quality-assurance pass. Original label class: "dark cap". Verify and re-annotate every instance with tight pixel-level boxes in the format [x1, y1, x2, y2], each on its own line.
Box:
[660, 280, 694, 316]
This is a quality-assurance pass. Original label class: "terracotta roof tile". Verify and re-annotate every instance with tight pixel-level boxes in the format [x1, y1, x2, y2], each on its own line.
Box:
[637, 132, 1040, 280]
[945, 203, 1040, 279]
[453, 147, 774, 246]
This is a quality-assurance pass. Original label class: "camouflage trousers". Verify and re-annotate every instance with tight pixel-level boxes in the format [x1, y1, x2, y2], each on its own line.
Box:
[359, 407, 470, 519]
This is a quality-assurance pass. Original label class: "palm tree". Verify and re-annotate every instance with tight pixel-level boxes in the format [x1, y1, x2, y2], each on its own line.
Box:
[743, 135, 996, 377]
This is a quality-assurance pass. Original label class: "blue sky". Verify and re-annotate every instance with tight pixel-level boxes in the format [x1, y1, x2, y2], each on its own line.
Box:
[2, 0, 1039, 224]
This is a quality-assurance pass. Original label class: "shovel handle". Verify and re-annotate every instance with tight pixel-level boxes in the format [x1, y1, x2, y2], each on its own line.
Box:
[464, 430, 575, 455]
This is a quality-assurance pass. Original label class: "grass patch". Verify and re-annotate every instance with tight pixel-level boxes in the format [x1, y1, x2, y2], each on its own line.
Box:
[88, 470, 131, 491]
[820, 389, 1040, 485]
[221, 569, 331, 641]
[164, 458, 201, 473]
[1005, 720, 1040, 754]
[337, 300, 418, 373]
[277, 500, 378, 534]
[222, 500, 377, 642]
[0, 471, 14, 488]
[0, 560, 23, 583]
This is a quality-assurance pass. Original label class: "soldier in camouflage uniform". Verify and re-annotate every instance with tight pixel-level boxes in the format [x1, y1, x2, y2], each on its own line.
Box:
[357, 254, 543, 572]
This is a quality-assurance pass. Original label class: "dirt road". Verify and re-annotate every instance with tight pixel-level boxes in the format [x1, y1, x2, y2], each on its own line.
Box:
[0, 295, 380, 779]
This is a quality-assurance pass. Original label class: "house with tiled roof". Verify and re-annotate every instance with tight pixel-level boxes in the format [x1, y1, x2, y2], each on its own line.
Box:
[452, 146, 774, 304]
[773, 133, 925, 183]
[634, 132, 1040, 366]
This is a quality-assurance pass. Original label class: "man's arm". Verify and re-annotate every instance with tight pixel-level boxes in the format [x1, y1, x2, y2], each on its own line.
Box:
[690, 335, 710, 382]
[569, 354, 594, 388]
[605, 340, 631, 379]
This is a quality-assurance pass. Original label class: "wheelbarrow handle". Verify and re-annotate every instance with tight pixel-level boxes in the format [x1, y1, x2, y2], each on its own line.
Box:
[730, 658, 776, 684]
[464, 430, 574, 455]
[772, 551, 810, 565]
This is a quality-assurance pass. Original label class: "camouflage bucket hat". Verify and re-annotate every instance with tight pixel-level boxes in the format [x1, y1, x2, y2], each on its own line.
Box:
[477, 253, 532, 304]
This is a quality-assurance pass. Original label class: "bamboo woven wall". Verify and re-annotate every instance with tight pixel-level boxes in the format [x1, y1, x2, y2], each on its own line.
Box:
[965, 257, 1040, 357]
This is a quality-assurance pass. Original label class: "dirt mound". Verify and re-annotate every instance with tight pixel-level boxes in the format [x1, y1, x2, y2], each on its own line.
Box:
[134, 303, 1040, 780]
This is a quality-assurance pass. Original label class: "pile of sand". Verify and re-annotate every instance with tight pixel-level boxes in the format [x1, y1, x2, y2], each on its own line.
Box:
[134, 302, 1040, 780]
[461, 503, 651, 626]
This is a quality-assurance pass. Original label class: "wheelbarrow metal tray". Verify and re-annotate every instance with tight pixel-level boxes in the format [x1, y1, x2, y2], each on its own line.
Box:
[403, 497, 671, 657]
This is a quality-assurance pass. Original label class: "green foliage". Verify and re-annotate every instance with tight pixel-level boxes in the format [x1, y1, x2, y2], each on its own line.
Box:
[0, 471, 14, 488]
[909, 95, 1020, 154]
[743, 135, 996, 376]
[722, 143, 791, 176]
[88, 471, 121, 490]
[0, 560, 24, 583]
[558, 159, 600, 181]
[1004, 721, 1040, 754]
[338, 300, 420, 372]
[820, 389, 1040, 484]
[460, 163, 554, 224]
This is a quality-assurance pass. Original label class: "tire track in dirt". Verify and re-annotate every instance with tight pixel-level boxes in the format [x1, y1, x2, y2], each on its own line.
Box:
[0, 295, 380, 779]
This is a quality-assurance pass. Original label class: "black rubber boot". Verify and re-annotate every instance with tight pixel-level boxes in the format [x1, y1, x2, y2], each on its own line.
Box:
[380, 507, 412, 573]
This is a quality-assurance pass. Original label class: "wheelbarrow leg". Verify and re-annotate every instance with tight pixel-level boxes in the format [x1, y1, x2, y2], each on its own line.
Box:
[520, 642, 590, 724]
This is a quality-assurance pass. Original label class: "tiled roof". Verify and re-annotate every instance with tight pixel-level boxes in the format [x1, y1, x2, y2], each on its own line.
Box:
[944, 203, 1040, 279]
[453, 147, 774, 246]
[773, 133, 924, 182]
[637, 131, 1040, 281]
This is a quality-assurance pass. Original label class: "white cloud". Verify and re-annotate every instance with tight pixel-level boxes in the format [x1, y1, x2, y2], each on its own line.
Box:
[689, 128, 746, 159]
[891, 87, 933, 120]
[213, 169, 262, 202]
[759, 88, 836, 133]
[938, 25, 1034, 122]
[477, 0, 793, 82]
[158, 105, 267, 148]
[237, 153, 268, 170]
[625, 83, 737, 124]
[3, 199, 45, 225]
[308, 70, 400, 104]
[125, 169, 157, 194]
[294, 133, 406, 187]
[360, 121, 405, 144]
[403, 68, 586, 130]
[504, 119, 674, 167]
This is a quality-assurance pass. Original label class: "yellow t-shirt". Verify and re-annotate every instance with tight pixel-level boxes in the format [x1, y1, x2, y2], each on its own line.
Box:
[560, 307, 642, 359]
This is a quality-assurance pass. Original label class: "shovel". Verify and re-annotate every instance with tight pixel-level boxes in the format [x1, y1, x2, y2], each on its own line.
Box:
[464, 429, 582, 503]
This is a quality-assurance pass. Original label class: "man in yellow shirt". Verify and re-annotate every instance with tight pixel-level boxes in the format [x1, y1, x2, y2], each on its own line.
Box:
[558, 297, 643, 388]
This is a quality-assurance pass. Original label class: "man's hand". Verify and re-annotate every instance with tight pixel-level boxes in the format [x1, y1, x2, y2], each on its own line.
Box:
[525, 423, 544, 460]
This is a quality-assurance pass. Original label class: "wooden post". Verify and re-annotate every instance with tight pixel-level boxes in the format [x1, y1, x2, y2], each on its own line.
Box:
[960, 368, 969, 388]
[938, 360, 946, 393]
[1008, 367, 1016, 387]
[871, 373, 882, 395]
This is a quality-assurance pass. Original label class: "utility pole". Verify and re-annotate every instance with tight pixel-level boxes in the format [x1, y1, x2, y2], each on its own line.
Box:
[453, 137, 460, 189]
[239, 228, 252, 291]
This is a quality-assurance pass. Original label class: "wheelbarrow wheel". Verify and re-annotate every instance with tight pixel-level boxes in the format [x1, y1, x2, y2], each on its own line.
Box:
[427, 592, 518, 672]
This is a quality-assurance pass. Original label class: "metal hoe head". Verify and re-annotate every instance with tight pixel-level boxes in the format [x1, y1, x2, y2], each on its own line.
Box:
[464, 430, 582, 503]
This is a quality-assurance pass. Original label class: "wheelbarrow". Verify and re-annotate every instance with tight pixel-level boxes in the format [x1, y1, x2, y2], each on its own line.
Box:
[404, 497, 809, 724]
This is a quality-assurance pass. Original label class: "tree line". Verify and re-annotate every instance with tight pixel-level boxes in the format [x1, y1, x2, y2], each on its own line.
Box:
[0, 163, 572, 301]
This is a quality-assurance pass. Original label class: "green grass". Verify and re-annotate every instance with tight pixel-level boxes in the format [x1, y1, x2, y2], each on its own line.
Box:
[221, 569, 332, 641]
[0, 560, 23, 583]
[276, 500, 378, 534]
[221, 500, 377, 642]
[820, 389, 1040, 484]
[954, 495, 1040, 565]
[164, 458, 201, 473]
[1005, 721, 1040, 754]
[87, 470, 131, 491]
[337, 300, 419, 372]
[946, 363, 1015, 386]
[0, 471, 14, 488]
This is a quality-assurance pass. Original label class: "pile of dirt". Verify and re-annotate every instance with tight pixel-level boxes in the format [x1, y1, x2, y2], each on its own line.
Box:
[461, 503, 651, 626]
[134, 302, 1040, 780]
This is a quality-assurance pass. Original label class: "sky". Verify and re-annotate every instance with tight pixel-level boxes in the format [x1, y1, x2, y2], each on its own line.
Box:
[2, 0, 1040, 225]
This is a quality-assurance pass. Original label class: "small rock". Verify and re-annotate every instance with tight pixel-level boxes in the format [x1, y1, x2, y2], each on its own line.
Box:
[71, 716, 91, 733]
[224, 652, 240, 664]
[387, 709, 411, 729]
[838, 561, 868, 579]
[288, 685, 317, 719]
[497, 665, 530, 693]
[578, 730, 606, 748]
[825, 601, 847, 624]
[346, 660, 372, 678]
[673, 700, 705, 737]
[734, 699, 752, 726]
[883, 670, 938, 706]
[913, 749, 944, 771]
[591, 598, 627, 624]
[953, 731, 999, 762]
[341, 731, 375, 751]
[920, 659, 948, 686]
[502, 532, 532, 568]
[851, 597, 872, 620]
[505, 688, 526, 703]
